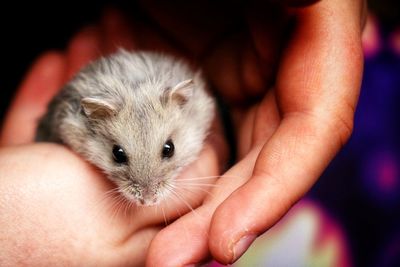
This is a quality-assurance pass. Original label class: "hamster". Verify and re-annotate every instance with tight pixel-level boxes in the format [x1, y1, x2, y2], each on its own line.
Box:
[36, 49, 215, 206]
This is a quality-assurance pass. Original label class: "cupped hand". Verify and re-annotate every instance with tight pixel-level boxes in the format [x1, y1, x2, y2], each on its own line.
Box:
[137, 0, 366, 265]
[0, 0, 367, 265]
[0, 11, 227, 266]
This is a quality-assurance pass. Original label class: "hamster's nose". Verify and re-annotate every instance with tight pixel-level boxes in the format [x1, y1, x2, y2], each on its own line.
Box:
[138, 197, 158, 206]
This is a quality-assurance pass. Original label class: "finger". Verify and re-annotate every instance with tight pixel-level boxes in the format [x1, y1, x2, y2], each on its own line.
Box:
[101, 8, 137, 54]
[128, 10, 184, 57]
[283, 0, 321, 7]
[207, 113, 230, 170]
[234, 107, 256, 159]
[137, 0, 238, 57]
[251, 89, 281, 147]
[115, 226, 160, 267]
[147, 89, 280, 265]
[202, 34, 247, 103]
[147, 147, 262, 267]
[146, 114, 231, 266]
[240, 41, 268, 98]
[66, 26, 103, 79]
[244, 2, 287, 97]
[0, 52, 66, 146]
[209, 0, 365, 264]
[236, 89, 281, 158]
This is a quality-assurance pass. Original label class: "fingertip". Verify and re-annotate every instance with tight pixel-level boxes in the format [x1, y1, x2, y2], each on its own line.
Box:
[210, 154, 310, 264]
[202, 38, 246, 104]
[209, 201, 242, 264]
[101, 8, 136, 53]
[147, 209, 212, 267]
[33, 51, 66, 70]
[13, 51, 66, 107]
[1, 51, 67, 146]
[208, 175, 282, 264]
[283, 0, 321, 7]
[241, 43, 267, 98]
[66, 25, 103, 79]
[146, 229, 174, 267]
[147, 227, 191, 267]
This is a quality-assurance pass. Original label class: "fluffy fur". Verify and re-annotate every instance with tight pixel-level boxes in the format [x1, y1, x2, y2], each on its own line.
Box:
[36, 50, 215, 205]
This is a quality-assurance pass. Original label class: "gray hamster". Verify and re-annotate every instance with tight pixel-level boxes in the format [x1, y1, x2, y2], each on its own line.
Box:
[36, 49, 215, 206]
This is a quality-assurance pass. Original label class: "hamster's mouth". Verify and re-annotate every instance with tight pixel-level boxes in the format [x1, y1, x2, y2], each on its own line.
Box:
[137, 197, 159, 206]
[119, 184, 165, 206]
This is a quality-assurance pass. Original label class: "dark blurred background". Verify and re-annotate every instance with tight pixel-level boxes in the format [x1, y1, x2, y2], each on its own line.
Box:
[0, 1, 124, 119]
[1, 1, 399, 267]
[0, 1, 399, 121]
[1, 0, 399, 120]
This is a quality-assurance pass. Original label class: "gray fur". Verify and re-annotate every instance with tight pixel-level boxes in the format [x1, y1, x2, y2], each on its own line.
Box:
[36, 50, 215, 206]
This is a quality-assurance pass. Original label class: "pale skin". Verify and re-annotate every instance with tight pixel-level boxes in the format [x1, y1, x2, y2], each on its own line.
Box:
[0, 0, 366, 266]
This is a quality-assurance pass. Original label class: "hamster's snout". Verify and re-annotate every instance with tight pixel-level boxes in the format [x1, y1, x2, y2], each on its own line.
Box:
[126, 179, 165, 206]
[137, 186, 158, 206]
[138, 197, 157, 206]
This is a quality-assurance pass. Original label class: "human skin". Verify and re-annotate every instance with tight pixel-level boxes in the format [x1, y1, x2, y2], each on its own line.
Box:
[0, 0, 366, 265]
[0, 14, 226, 267]
[0, 142, 224, 267]
[142, 0, 366, 265]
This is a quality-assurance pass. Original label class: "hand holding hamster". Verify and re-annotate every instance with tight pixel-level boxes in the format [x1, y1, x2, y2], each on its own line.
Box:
[0, 1, 365, 265]
[139, 1, 365, 265]
[36, 49, 215, 206]
[0, 15, 227, 266]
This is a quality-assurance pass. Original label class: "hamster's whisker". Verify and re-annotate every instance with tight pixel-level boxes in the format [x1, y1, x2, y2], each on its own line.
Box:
[116, 185, 134, 216]
[163, 182, 177, 193]
[108, 194, 128, 222]
[91, 188, 124, 223]
[106, 186, 122, 193]
[163, 183, 184, 217]
[154, 202, 158, 217]
[167, 188, 208, 238]
[161, 206, 168, 226]
[179, 175, 242, 181]
[123, 197, 131, 218]
[168, 187, 202, 220]
[98, 187, 122, 205]
[177, 182, 220, 187]
[177, 182, 220, 196]
[178, 185, 214, 197]
[167, 180, 214, 200]
[100, 190, 124, 213]
[178, 176, 221, 181]
[126, 199, 137, 220]
[116, 194, 129, 217]
[103, 187, 121, 196]
[163, 187, 192, 238]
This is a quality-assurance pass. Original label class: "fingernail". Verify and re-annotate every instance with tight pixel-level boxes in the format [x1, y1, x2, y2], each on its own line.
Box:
[231, 234, 257, 263]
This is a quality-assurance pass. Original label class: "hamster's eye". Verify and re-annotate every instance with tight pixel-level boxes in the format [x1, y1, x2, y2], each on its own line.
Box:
[162, 139, 174, 159]
[112, 145, 128, 164]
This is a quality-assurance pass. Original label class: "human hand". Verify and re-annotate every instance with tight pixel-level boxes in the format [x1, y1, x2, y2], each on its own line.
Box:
[0, 11, 227, 266]
[138, 0, 366, 265]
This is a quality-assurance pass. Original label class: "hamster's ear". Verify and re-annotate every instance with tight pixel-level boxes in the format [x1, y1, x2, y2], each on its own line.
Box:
[169, 79, 194, 105]
[81, 97, 118, 119]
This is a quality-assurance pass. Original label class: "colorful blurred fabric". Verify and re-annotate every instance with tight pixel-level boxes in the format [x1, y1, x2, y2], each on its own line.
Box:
[210, 14, 400, 267]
